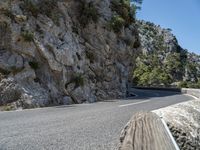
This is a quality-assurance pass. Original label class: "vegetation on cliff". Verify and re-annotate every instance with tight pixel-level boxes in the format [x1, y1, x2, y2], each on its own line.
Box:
[133, 21, 200, 88]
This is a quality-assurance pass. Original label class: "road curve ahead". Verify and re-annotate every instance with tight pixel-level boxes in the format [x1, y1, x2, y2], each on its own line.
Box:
[0, 89, 194, 150]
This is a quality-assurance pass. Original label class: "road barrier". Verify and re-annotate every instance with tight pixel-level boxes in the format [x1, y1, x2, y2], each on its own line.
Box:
[132, 86, 181, 92]
[119, 112, 178, 150]
[133, 87, 200, 98]
[181, 88, 200, 98]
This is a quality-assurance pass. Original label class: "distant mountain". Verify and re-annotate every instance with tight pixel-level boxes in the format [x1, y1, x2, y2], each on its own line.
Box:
[133, 20, 200, 88]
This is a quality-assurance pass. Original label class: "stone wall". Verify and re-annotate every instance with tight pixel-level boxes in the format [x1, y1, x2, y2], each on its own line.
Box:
[182, 88, 200, 98]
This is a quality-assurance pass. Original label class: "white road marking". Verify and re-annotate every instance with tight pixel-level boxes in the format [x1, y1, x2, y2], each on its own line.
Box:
[184, 94, 198, 100]
[160, 118, 180, 150]
[118, 100, 151, 107]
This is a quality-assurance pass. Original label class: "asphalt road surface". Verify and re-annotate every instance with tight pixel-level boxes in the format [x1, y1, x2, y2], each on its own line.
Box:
[0, 89, 194, 150]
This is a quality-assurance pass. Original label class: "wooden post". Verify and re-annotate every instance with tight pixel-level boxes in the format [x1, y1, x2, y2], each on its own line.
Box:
[119, 112, 177, 150]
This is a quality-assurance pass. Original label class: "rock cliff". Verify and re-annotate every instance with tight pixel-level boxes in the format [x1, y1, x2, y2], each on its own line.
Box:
[133, 20, 200, 87]
[0, 0, 140, 110]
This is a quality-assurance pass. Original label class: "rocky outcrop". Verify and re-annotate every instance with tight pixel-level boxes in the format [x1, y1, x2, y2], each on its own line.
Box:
[133, 20, 200, 86]
[0, 0, 139, 109]
[137, 21, 180, 55]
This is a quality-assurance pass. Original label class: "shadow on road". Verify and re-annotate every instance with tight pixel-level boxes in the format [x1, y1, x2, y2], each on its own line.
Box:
[53, 88, 184, 108]
[126, 88, 182, 101]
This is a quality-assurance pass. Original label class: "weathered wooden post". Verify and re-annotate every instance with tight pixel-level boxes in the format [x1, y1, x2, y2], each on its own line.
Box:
[119, 112, 178, 150]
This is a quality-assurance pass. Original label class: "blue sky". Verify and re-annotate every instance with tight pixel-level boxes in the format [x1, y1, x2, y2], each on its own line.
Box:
[136, 0, 200, 55]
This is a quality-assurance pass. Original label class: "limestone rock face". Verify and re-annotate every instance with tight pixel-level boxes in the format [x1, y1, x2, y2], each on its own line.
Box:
[138, 21, 178, 54]
[0, 0, 139, 109]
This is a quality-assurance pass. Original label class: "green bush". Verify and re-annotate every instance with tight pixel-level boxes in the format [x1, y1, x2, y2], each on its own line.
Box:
[130, 4, 137, 20]
[109, 16, 125, 33]
[111, 0, 135, 26]
[21, 31, 34, 42]
[29, 61, 39, 70]
[79, 1, 99, 27]
[133, 60, 172, 86]
[1, 105, 14, 111]
[74, 74, 84, 87]
[178, 81, 200, 89]
[178, 81, 188, 88]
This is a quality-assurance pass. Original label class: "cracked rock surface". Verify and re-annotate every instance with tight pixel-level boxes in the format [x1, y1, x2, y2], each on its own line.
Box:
[0, 0, 139, 109]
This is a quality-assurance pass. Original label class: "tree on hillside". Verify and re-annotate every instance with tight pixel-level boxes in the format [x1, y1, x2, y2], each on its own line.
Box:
[148, 68, 171, 86]
[165, 53, 184, 81]
[185, 62, 198, 82]
[133, 61, 150, 86]
[130, 0, 143, 7]
[130, 0, 143, 18]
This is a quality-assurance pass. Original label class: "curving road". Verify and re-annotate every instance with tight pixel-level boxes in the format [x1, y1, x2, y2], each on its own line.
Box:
[0, 89, 194, 150]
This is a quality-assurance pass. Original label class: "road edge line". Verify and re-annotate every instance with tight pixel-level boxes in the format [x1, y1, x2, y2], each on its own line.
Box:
[183, 94, 198, 100]
[118, 100, 151, 107]
[160, 117, 180, 150]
